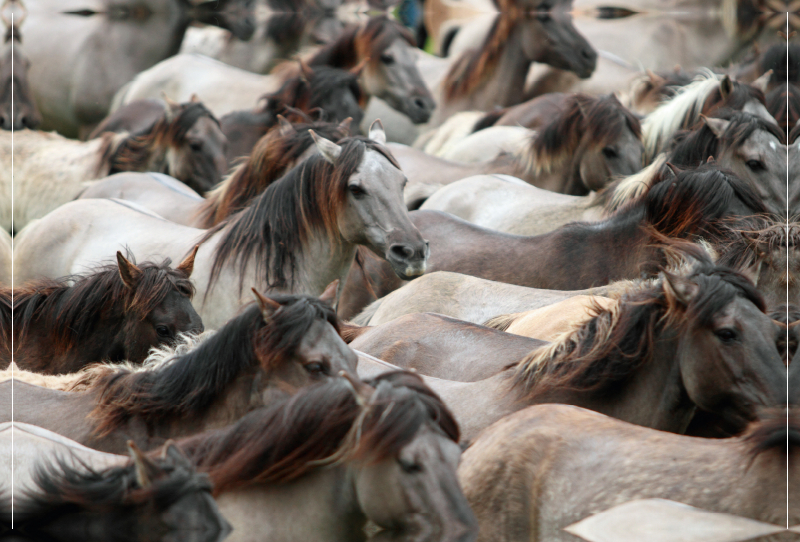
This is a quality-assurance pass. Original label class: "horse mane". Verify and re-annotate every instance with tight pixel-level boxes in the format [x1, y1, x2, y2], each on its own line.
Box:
[201, 136, 400, 293]
[744, 410, 800, 459]
[715, 217, 796, 272]
[195, 119, 350, 228]
[511, 255, 765, 399]
[591, 154, 668, 214]
[80, 294, 338, 437]
[96, 102, 217, 177]
[15, 450, 210, 527]
[442, 13, 519, 101]
[760, 42, 800, 84]
[641, 71, 766, 159]
[11, 256, 194, 357]
[306, 16, 415, 70]
[256, 65, 365, 116]
[177, 371, 459, 494]
[519, 93, 642, 177]
[766, 83, 800, 135]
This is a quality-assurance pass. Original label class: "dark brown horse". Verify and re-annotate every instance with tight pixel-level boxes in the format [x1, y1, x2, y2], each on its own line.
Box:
[339, 164, 769, 315]
[7, 287, 358, 454]
[0, 0, 40, 130]
[175, 371, 476, 541]
[220, 63, 365, 164]
[9, 436, 229, 542]
[357, 258, 785, 443]
[4, 250, 202, 375]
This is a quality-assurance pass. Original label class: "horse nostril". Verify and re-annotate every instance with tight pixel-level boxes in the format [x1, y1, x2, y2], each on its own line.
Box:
[413, 98, 426, 109]
[0, 116, 7, 129]
[390, 244, 415, 260]
[581, 49, 593, 60]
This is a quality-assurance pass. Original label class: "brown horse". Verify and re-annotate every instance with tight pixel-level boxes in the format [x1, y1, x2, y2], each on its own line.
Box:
[9, 428, 229, 542]
[432, 0, 596, 125]
[6, 286, 359, 454]
[356, 257, 786, 444]
[766, 82, 800, 138]
[0, 0, 39, 130]
[79, 117, 353, 228]
[219, 63, 365, 164]
[176, 372, 476, 541]
[339, 164, 769, 314]
[5, 250, 202, 375]
[344, 313, 547, 381]
[458, 404, 797, 541]
[394, 93, 643, 204]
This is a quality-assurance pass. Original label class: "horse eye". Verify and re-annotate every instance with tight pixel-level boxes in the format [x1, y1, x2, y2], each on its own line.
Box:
[714, 328, 738, 343]
[189, 141, 203, 152]
[745, 159, 764, 171]
[349, 185, 367, 198]
[156, 325, 171, 338]
[602, 147, 618, 159]
[304, 362, 328, 375]
[398, 458, 422, 474]
[380, 53, 394, 65]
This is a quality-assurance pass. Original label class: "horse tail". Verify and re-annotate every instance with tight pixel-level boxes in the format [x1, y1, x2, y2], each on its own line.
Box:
[353, 299, 383, 326]
[339, 321, 372, 343]
[482, 312, 522, 332]
[472, 109, 505, 132]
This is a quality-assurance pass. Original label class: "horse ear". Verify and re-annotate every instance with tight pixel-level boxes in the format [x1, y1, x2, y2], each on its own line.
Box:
[309, 129, 342, 164]
[160, 92, 181, 121]
[127, 440, 160, 489]
[663, 273, 700, 308]
[337, 117, 353, 136]
[664, 162, 683, 179]
[190, 93, 200, 103]
[161, 440, 193, 468]
[719, 75, 733, 100]
[339, 370, 372, 406]
[368, 120, 386, 146]
[700, 115, 729, 139]
[276, 115, 295, 137]
[251, 287, 281, 321]
[646, 69, 665, 87]
[751, 69, 772, 93]
[298, 58, 314, 81]
[177, 245, 199, 278]
[319, 279, 339, 306]
[117, 251, 143, 289]
[350, 57, 369, 77]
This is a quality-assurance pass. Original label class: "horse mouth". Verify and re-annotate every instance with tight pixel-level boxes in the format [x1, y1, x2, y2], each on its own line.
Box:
[390, 260, 427, 281]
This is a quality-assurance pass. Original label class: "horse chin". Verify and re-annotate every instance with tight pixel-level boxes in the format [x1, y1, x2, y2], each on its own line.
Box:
[390, 260, 427, 281]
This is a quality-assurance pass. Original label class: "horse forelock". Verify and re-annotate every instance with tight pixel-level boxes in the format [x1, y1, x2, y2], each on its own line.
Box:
[716, 217, 797, 273]
[527, 94, 641, 176]
[443, 14, 516, 101]
[204, 136, 388, 293]
[178, 371, 457, 494]
[12, 257, 194, 356]
[595, 154, 668, 214]
[308, 16, 413, 71]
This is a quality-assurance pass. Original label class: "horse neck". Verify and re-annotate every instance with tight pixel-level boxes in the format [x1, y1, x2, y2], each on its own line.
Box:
[521, 328, 698, 433]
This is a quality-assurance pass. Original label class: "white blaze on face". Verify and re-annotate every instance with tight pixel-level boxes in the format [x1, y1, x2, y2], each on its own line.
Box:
[769, 141, 777, 151]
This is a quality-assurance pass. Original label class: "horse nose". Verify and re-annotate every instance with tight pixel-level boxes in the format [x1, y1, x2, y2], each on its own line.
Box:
[390, 244, 416, 260]
[581, 48, 594, 61]
[0, 114, 8, 130]
[413, 97, 427, 110]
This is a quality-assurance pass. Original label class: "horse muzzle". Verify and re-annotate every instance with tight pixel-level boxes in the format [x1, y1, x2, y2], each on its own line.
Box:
[386, 240, 429, 280]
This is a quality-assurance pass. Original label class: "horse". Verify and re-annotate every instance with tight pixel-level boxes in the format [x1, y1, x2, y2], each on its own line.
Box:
[0, 0, 40, 130]
[23, 0, 255, 138]
[175, 371, 477, 541]
[340, 164, 770, 314]
[766, 82, 800, 138]
[343, 313, 547, 381]
[114, 17, 435, 126]
[5, 250, 203, 375]
[79, 117, 352, 228]
[356, 258, 786, 443]
[430, 0, 597, 126]
[6, 285, 360, 453]
[219, 64, 364, 164]
[6, 422, 230, 542]
[641, 72, 773, 160]
[13, 126, 428, 330]
[393, 93, 643, 205]
[458, 404, 797, 541]
[423, 110, 787, 234]
[2, 101, 226, 233]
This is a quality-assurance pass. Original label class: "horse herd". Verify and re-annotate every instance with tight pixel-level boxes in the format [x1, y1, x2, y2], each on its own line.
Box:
[0, 0, 798, 540]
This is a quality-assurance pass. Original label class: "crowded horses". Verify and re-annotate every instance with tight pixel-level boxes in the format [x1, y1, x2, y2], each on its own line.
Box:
[0, 1, 796, 541]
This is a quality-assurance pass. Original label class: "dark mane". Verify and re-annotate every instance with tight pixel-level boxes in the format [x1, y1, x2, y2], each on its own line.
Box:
[512, 257, 765, 399]
[760, 42, 800, 84]
[527, 93, 641, 175]
[715, 217, 796, 272]
[200, 136, 399, 293]
[15, 451, 210, 535]
[667, 110, 786, 167]
[766, 83, 800, 136]
[744, 410, 800, 458]
[11, 256, 194, 357]
[96, 102, 218, 176]
[442, 13, 517, 101]
[307, 16, 415, 70]
[81, 294, 338, 436]
[195, 119, 350, 228]
[257, 65, 365, 116]
[178, 371, 459, 494]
